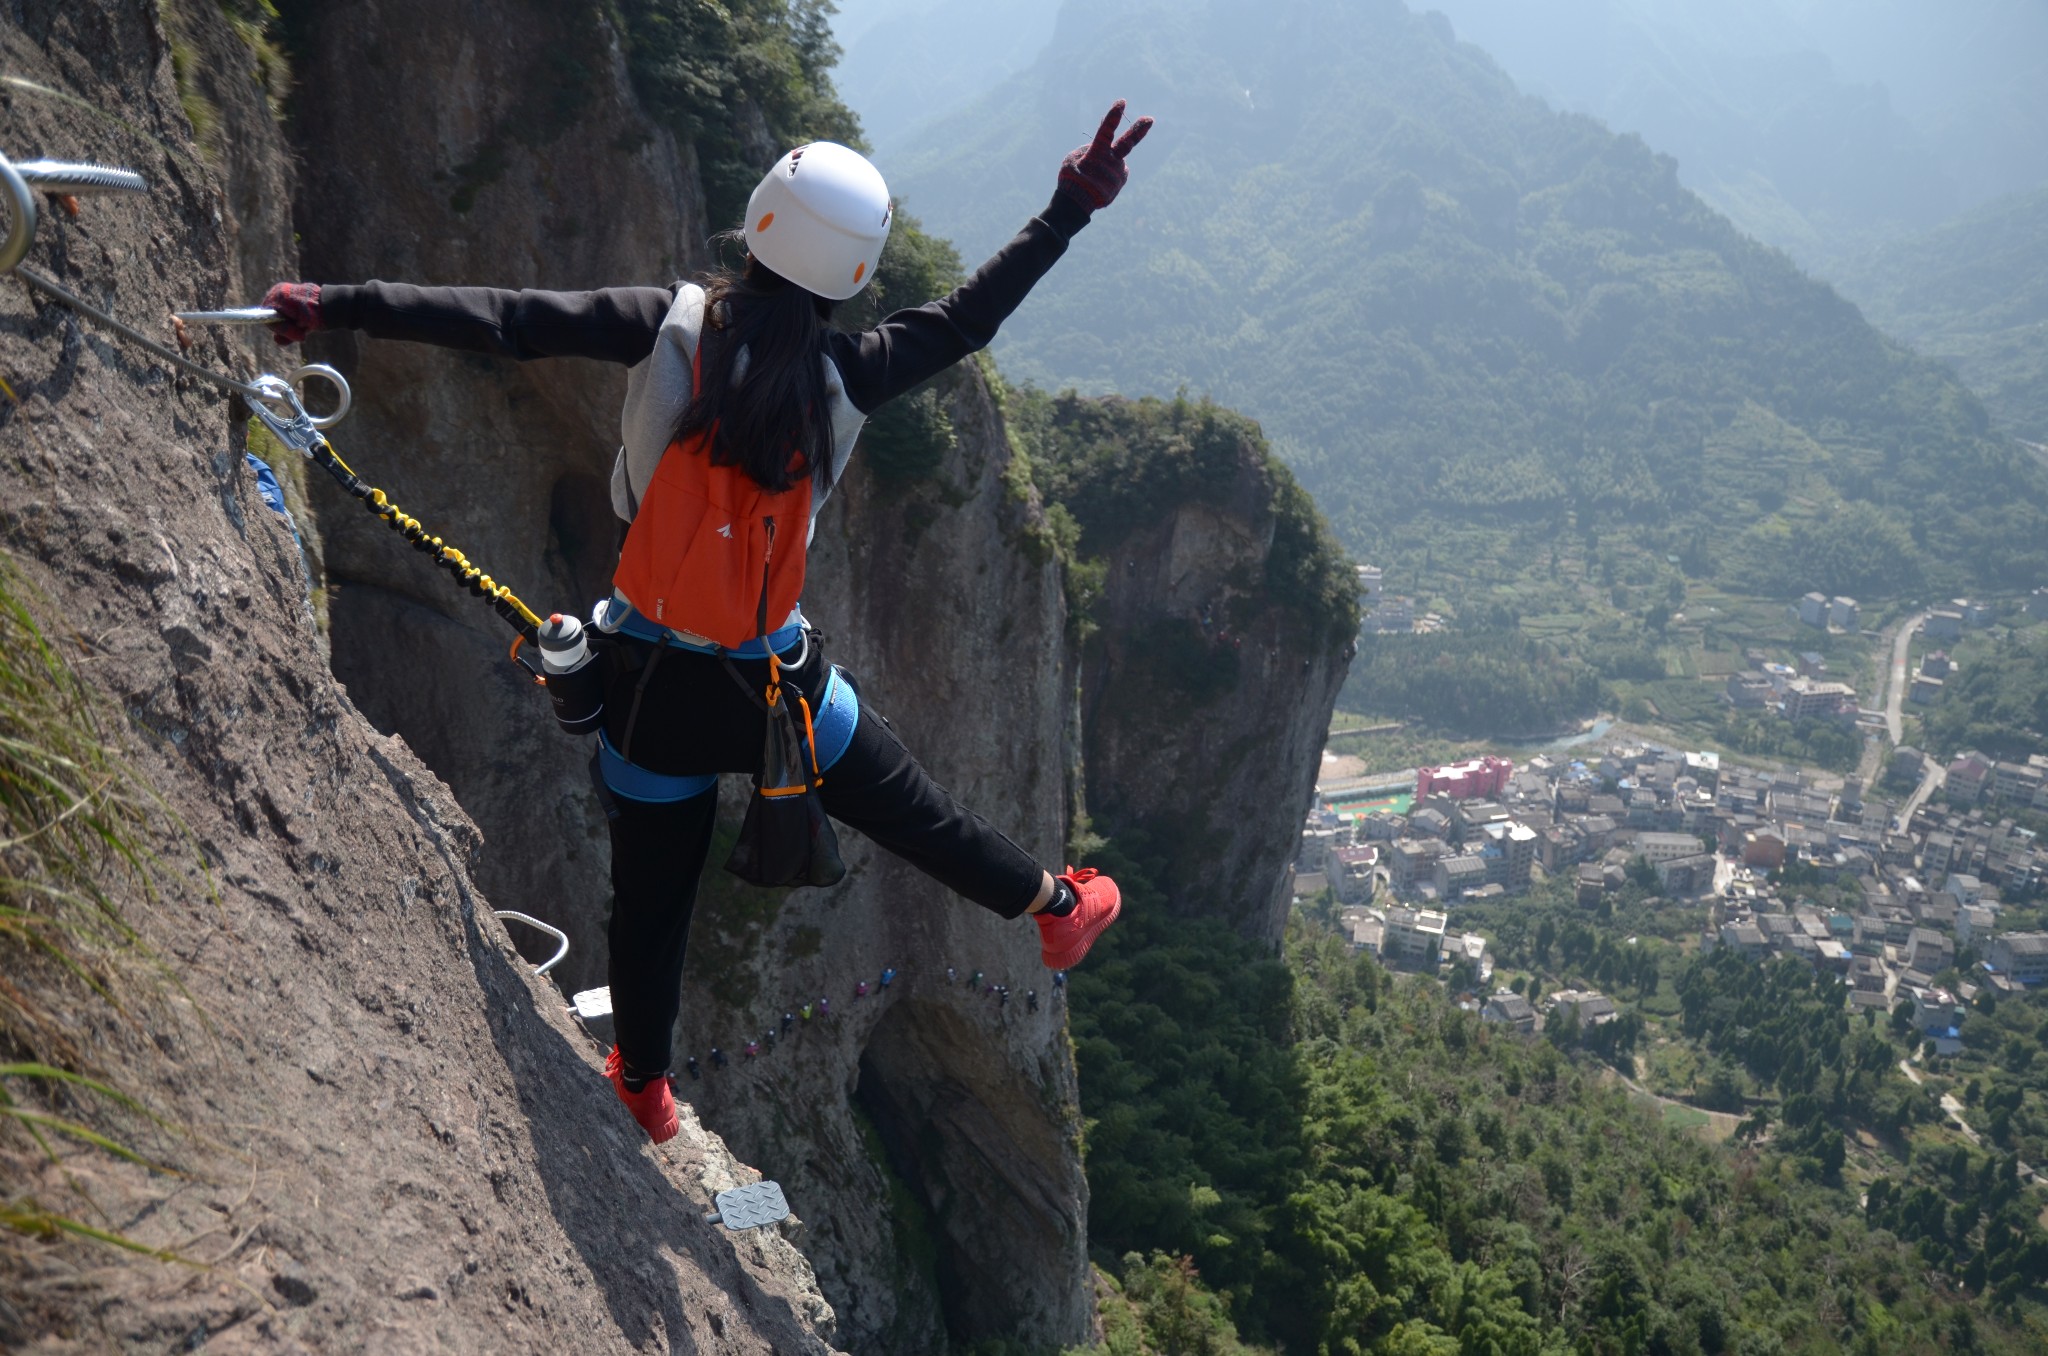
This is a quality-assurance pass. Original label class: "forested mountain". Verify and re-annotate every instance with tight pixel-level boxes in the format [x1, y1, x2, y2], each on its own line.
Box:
[889, 0, 2048, 604]
[1831, 183, 2048, 446]
[1412, 0, 2048, 272]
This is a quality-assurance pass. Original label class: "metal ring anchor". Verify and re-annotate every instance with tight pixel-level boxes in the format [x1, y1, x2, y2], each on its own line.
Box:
[0, 153, 37, 275]
[288, 363, 352, 430]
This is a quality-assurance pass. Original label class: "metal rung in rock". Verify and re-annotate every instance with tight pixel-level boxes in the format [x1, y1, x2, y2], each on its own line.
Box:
[492, 910, 568, 976]
[14, 160, 147, 195]
[705, 1181, 790, 1230]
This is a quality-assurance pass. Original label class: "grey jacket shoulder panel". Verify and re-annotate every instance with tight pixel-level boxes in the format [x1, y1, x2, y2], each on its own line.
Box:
[610, 283, 867, 526]
[612, 283, 706, 521]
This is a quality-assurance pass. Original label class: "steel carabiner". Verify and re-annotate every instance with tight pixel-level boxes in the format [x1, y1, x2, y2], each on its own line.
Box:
[247, 366, 354, 455]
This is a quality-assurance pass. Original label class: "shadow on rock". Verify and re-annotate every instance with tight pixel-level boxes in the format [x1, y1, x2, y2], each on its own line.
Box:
[458, 900, 834, 1353]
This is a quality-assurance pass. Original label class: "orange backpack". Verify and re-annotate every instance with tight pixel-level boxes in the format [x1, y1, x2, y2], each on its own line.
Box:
[612, 344, 812, 648]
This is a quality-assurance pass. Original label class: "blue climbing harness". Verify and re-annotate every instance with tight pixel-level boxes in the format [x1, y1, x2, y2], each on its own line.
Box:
[593, 659, 860, 804]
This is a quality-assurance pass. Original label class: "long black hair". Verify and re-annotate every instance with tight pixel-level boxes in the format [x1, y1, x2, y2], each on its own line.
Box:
[677, 243, 835, 495]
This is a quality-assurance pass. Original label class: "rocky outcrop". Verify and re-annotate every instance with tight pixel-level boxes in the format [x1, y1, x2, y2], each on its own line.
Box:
[281, 5, 1092, 1350]
[160, 0, 296, 305]
[0, 4, 834, 1350]
[1037, 394, 1357, 943]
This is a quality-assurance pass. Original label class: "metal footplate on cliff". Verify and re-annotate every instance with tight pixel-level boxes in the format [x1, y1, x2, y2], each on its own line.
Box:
[704, 1181, 791, 1231]
[570, 986, 615, 1046]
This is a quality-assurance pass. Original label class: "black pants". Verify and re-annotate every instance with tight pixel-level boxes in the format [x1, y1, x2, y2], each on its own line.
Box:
[600, 633, 1044, 1073]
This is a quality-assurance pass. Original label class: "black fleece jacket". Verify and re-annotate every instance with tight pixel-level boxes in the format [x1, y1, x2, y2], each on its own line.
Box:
[319, 192, 1092, 415]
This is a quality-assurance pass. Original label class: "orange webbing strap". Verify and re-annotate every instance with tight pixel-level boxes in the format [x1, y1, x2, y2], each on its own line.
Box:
[756, 515, 779, 708]
[798, 694, 823, 787]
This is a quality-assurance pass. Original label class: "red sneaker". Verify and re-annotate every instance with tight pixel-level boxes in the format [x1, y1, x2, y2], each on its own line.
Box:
[605, 1047, 680, 1144]
[1034, 867, 1121, 969]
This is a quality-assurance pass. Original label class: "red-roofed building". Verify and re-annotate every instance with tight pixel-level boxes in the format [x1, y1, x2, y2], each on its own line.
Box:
[1416, 756, 1514, 800]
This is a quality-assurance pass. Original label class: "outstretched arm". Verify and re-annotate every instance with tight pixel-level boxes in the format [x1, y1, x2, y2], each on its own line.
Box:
[265, 280, 675, 366]
[829, 99, 1154, 415]
[827, 194, 1087, 414]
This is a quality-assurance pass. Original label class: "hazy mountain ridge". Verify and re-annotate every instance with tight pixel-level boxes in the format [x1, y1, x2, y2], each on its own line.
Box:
[889, 0, 2048, 604]
[1832, 182, 2048, 446]
[1410, 0, 2048, 273]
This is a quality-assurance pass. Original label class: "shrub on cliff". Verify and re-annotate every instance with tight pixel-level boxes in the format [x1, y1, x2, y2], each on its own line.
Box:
[1014, 388, 1358, 647]
[614, 0, 863, 226]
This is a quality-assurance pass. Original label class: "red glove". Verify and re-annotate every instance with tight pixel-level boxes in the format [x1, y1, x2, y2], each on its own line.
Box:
[262, 282, 324, 346]
[1056, 99, 1154, 212]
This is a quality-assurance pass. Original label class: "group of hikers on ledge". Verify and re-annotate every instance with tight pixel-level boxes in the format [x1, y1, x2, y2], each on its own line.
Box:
[261, 100, 1156, 1141]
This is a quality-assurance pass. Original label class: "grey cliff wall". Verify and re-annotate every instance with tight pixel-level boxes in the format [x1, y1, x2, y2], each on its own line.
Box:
[280, 5, 1093, 1350]
[680, 361, 1090, 1352]
[285, 3, 706, 996]
[0, 3, 837, 1350]
[1075, 421, 1352, 943]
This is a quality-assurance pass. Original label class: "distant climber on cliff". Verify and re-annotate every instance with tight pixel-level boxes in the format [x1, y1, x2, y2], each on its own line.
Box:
[257, 102, 1153, 1144]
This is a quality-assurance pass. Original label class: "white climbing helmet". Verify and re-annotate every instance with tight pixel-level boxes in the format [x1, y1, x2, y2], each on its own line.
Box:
[743, 142, 892, 302]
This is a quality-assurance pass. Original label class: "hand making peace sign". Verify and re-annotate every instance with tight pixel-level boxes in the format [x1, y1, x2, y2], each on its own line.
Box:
[1056, 99, 1156, 212]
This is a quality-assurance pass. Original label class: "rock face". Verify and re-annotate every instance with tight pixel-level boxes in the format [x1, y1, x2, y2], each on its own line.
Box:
[281, 5, 1092, 1350]
[1042, 396, 1356, 943]
[285, 2, 708, 997]
[679, 361, 1089, 1351]
[0, 3, 837, 1351]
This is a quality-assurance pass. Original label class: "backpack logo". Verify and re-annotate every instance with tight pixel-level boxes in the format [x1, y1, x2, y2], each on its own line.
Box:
[717, 523, 734, 538]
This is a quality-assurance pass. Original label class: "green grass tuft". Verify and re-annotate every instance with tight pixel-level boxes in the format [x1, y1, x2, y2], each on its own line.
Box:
[0, 556, 197, 1265]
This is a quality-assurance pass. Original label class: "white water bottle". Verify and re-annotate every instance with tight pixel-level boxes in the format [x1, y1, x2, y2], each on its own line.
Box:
[539, 613, 604, 735]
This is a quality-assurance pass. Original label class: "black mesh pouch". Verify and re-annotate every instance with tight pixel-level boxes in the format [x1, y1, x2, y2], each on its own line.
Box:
[721, 658, 846, 888]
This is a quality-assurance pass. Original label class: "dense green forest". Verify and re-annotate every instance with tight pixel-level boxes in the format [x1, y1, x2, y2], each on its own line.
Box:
[1677, 952, 2048, 1311]
[1341, 631, 1599, 734]
[892, 0, 2048, 614]
[1831, 183, 2048, 446]
[611, 0, 861, 226]
[1942, 986, 2048, 1173]
[1920, 627, 2048, 761]
[1064, 856, 2048, 1354]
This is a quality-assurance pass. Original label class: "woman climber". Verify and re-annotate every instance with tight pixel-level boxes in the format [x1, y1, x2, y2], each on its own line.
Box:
[259, 101, 1152, 1144]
